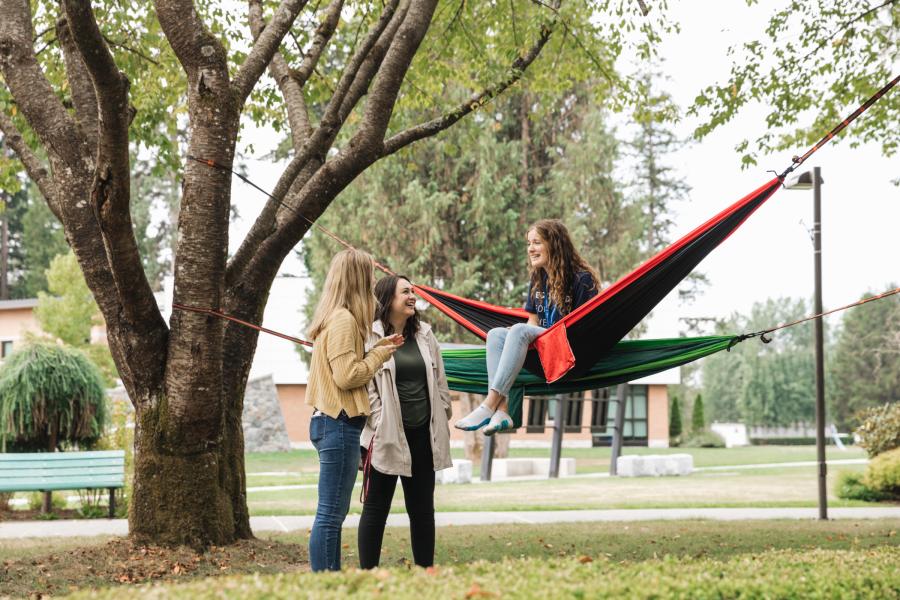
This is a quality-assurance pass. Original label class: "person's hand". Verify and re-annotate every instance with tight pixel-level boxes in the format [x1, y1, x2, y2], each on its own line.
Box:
[375, 333, 403, 355]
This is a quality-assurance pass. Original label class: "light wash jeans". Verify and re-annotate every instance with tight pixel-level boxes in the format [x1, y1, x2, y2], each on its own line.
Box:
[309, 411, 366, 572]
[486, 323, 546, 397]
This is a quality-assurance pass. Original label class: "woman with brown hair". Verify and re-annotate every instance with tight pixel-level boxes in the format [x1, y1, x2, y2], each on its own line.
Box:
[306, 249, 402, 572]
[455, 219, 599, 435]
[357, 274, 453, 569]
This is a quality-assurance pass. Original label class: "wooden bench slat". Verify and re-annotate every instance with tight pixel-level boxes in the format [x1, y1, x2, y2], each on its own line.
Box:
[0, 474, 125, 485]
[0, 450, 125, 463]
[0, 466, 124, 478]
[0, 458, 124, 470]
[0, 480, 124, 493]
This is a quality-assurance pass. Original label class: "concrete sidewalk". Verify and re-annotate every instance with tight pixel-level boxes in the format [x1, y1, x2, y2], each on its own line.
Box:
[3, 507, 900, 539]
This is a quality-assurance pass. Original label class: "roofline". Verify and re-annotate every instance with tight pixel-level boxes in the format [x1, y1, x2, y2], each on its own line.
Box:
[0, 298, 39, 310]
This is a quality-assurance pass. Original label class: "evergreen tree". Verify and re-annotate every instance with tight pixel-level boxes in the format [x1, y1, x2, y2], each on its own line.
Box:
[669, 396, 683, 439]
[34, 252, 117, 385]
[830, 287, 900, 427]
[0, 341, 107, 452]
[10, 188, 68, 298]
[692, 394, 705, 431]
[700, 297, 823, 426]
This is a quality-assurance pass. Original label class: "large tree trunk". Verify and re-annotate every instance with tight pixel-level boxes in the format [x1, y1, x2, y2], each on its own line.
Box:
[130, 397, 235, 547]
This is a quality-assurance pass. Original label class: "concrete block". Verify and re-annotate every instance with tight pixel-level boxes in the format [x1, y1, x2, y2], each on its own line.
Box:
[436, 459, 473, 485]
[487, 457, 577, 480]
[616, 454, 693, 477]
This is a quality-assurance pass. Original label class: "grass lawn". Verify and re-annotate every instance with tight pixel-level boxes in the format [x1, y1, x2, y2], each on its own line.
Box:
[244, 445, 867, 485]
[4, 520, 899, 598]
[247, 461, 875, 516]
[0, 446, 873, 516]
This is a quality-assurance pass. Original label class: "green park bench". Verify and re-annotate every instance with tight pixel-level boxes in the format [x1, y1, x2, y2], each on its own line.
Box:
[0, 450, 125, 518]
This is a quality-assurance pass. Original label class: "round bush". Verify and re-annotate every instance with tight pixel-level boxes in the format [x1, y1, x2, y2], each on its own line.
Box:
[855, 402, 900, 458]
[862, 446, 900, 496]
[680, 430, 726, 448]
[835, 471, 892, 502]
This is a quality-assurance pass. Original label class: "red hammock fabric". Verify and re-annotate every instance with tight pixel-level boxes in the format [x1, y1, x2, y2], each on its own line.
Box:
[415, 178, 783, 383]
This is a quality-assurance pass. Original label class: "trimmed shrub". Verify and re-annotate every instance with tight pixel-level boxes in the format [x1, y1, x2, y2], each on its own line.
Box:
[669, 396, 683, 440]
[863, 447, 900, 496]
[750, 437, 840, 446]
[835, 471, 892, 502]
[855, 402, 900, 458]
[681, 430, 725, 448]
[691, 394, 705, 431]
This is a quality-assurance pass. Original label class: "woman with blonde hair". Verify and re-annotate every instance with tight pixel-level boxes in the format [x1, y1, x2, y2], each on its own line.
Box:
[455, 219, 599, 434]
[306, 249, 402, 572]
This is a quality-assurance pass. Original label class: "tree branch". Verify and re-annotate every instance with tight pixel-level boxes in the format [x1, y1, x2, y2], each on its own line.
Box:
[2, 0, 168, 400]
[62, 0, 162, 323]
[232, 0, 310, 104]
[0, 0, 88, 168]
[383, 2, 558, 155]
[337, 0, 409, 123]
[153, 0, 226, 73]
[247, 0, 311, 147]
[798, 0, 897, 65]
[55, 13, 99, 149]
[226, 0, 401, 283]
[289, 0, 342, 90]
[0, 111, 59, 207]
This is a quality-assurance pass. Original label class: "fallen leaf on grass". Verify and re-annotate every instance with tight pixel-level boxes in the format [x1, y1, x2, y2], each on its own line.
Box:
[578, 556, 593, 564]
[465, 583, 496, 598]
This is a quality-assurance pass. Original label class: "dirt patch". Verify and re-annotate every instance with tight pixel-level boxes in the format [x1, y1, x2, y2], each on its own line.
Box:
[0, 537, 307, 598]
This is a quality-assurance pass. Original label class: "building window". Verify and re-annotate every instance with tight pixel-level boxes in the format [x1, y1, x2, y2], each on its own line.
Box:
[592, 385, 649, 446]
[526, 392, 590, 434]
[525, 396, 549, 433]
[1, 340, 12, 359]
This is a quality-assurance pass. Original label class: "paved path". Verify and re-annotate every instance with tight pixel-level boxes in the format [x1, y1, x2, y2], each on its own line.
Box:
[3, 507, 900, 540]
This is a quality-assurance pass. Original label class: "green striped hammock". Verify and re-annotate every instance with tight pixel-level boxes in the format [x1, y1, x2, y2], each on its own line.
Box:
[441, 335, 737, 427]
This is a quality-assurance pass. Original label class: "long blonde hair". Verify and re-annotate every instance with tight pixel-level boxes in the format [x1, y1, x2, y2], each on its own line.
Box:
[307, 249, 377, 341]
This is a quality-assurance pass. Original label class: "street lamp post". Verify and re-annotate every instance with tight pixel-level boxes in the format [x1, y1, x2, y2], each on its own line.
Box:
[784, 166, 827, 520]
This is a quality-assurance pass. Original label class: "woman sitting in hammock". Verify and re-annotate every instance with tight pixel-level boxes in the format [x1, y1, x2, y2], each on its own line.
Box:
[455, 219, 599, 435]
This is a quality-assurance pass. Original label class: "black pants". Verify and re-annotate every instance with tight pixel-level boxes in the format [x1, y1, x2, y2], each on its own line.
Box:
[358, 423, 435, 568]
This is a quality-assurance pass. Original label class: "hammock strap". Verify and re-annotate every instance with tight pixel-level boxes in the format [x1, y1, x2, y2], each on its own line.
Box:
[172, 302, 314, 347]
[736, 286, 900, 345]
[779, 74, 900, 179]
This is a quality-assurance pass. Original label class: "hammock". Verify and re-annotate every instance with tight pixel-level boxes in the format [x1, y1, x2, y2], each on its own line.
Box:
[441, 335, 736, 426]
[418, 178, 781, 383]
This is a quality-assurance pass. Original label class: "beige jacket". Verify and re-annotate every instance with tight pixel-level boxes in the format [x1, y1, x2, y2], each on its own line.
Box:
[361, 320, 453, 477]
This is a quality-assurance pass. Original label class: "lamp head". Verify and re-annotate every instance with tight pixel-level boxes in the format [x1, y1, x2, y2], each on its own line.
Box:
[784, 170, 816, 190]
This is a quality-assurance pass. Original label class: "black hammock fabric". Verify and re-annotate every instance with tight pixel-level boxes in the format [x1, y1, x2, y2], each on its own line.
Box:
[414, 177, 782, 383]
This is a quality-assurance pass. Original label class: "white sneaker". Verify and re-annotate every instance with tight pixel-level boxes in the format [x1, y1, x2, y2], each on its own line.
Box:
[454, 403, 494, 431]
[483, 410, 513, 436]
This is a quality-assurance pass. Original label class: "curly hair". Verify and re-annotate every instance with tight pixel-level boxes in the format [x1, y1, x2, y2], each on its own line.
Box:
[527, 219, 599, 315]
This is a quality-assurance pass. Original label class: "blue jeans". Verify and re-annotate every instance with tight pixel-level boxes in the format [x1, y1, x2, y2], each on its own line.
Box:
[309, 412, 366, 572]
[486, 324, 545, 397]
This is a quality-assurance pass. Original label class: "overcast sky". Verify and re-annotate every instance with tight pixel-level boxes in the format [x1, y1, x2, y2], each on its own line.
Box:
[228, 1, 899, 339]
